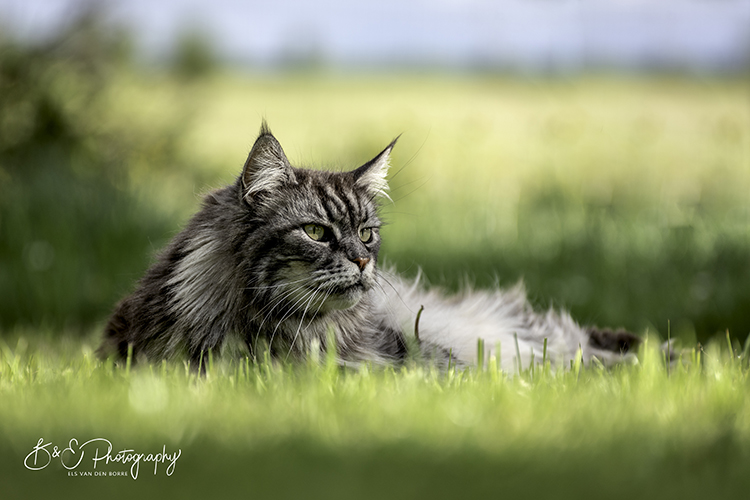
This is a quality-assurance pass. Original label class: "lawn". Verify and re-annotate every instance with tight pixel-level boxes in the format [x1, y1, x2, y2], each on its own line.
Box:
[1, 332, 749, 499]
[2, 72, 750, 498]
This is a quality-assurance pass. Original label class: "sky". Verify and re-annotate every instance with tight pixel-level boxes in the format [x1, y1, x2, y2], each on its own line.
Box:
[1, 0, 749, 72]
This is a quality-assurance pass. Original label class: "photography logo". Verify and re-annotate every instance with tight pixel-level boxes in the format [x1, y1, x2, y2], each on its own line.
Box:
[24, 438, 181, 480]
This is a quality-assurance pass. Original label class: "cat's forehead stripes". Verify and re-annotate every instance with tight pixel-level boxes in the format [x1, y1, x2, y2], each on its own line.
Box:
[320, 184, 348, 220]
[302, 171, 376, 228]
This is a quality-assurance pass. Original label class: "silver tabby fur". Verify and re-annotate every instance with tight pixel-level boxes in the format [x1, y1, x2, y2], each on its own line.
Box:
[99, 122, 639, 370]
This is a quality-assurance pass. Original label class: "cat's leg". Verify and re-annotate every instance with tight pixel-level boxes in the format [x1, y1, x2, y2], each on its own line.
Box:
[587, 327, 641, 354]
[588, 326, 681, 365]
[584, 327, 641, 365]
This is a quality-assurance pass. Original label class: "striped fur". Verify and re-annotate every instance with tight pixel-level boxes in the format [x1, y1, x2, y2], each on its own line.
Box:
[99, 123, 639, 370]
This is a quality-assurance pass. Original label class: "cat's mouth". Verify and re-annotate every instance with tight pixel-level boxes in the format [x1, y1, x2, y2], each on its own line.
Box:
[333, 282, 365, 294]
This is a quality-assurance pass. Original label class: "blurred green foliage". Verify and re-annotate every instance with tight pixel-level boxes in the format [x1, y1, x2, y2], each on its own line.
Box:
[170, 28, 218, 81]
[0, 10, 186, 330]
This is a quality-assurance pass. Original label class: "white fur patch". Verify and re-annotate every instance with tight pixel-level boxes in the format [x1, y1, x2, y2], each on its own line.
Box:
[372, 271, 594, 372]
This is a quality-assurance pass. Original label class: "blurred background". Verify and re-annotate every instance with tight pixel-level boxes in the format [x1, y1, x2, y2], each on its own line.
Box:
[1, 0, 749, 344]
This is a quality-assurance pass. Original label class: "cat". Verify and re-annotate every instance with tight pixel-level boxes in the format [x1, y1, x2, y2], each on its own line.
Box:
[98, 122, 640, 370]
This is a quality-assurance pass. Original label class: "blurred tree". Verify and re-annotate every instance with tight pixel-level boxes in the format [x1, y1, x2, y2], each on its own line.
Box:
[0, 8, 185, 332]
[171, 27, 218, 80]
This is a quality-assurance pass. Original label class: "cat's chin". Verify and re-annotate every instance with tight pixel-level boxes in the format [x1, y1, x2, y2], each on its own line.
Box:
[321, 289, 365, 311]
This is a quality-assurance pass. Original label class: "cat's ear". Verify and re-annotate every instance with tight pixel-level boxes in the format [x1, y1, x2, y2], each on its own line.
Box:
[352, 136, 399, 201]
[241, 122, 296, 203]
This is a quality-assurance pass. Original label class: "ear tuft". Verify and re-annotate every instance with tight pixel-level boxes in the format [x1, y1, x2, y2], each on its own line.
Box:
[352, 136, 398, 201]
[241, 122, 295, 203]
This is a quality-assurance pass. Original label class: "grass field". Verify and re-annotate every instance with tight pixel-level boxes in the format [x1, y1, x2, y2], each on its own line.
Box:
[3, 72, 750, 498]
[1, 332, 749, 499]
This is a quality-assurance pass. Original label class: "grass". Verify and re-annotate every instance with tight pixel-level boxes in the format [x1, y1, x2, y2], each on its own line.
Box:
[1, 332, 750, 499]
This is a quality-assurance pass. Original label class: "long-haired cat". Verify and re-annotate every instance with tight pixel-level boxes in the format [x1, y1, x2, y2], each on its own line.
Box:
[99, 122, 639, 370]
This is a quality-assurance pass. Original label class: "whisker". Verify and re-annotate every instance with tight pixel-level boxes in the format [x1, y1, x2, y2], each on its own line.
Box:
[268, 285, 321, 350]
[242, 276, 311, 291]
[251, 273, 333, 325]
[253, 286, 305, 326]
[285, 283, 330, 360]
[375, 269, 416, 314]
[243, 268, 331, 291]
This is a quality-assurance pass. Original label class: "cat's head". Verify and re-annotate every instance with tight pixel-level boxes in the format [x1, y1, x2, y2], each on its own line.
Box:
[239, 122, 395, 314]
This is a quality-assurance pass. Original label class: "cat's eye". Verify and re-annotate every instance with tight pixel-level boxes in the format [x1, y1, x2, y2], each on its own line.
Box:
[359, 227, 373, 243]
[304, 224, 328, 242]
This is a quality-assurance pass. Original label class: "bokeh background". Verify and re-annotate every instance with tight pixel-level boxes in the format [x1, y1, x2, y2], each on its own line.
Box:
[1, 0, 750, 345]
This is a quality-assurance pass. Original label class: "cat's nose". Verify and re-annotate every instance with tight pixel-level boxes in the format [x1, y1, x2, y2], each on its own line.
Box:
[351, 257, 370, 271]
